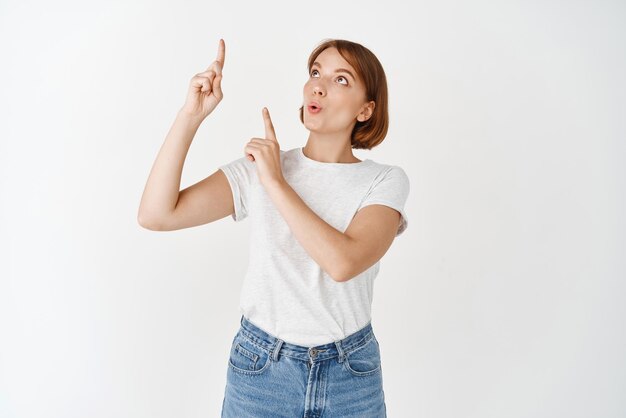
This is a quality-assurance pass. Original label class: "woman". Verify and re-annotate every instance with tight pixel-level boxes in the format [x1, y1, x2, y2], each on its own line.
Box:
[138, 38, 409, 417]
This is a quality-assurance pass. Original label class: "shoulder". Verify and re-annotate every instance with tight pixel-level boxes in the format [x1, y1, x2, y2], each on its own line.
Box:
[368, 162, 410, 187]
[386, 165, 409, 184]
[219, 154, 255, 171]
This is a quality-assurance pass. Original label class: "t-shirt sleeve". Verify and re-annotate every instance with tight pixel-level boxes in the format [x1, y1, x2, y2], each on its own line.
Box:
[218, 155, 256, 222]
[357, 165, 410, 236]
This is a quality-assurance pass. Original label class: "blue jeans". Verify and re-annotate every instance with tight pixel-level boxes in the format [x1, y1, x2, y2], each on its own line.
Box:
[221, 315, 387, 417]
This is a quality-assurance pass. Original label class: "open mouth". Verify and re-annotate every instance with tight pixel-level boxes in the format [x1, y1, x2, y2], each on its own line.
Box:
[308, 105, 322, 113]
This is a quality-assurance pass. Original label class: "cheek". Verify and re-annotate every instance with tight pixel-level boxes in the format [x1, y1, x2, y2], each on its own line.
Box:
[337, 98, 359, 113]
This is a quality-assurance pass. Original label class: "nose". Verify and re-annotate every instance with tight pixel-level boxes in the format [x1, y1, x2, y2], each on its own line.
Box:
[313, 84, 325, 97]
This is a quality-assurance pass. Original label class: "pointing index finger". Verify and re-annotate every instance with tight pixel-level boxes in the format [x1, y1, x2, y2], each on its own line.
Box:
[217, 38, 225, 65]
[263, 107, 276, 140]
[212, 38, 225, 73]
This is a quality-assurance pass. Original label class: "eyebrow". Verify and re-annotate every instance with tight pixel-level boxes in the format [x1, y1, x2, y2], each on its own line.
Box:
[311, 62, 356, 82]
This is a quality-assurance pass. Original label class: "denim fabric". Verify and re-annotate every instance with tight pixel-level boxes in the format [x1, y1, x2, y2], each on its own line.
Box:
[221, 315, 387, 418]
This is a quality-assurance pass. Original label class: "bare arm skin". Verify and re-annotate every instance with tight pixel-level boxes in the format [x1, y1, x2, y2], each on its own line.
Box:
[264, 180, 401, 283]
[138, 39, 228, 231]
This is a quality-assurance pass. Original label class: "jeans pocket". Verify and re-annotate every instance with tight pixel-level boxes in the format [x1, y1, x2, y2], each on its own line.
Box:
[228, 330, 272, 376]
[343, 334, 382, 377]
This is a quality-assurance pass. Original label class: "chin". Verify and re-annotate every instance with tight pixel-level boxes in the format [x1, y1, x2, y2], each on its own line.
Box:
[303, 119, 319, 131]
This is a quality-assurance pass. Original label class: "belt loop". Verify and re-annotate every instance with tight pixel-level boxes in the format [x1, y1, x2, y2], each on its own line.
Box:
[272, 339, 284, 361]
[334, 340, 345, 363]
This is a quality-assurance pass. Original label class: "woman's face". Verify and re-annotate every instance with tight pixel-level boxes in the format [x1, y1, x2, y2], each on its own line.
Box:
[302, 47, 374, 134]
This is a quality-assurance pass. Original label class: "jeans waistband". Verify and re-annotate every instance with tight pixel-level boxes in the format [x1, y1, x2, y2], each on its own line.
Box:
[238, 315, 376, 364]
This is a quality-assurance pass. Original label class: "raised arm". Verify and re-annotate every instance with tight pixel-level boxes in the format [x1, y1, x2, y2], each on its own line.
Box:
[137, 39, 227, 230]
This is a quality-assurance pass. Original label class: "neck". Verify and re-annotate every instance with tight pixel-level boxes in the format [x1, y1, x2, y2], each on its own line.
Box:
[302, 135, 361, 163]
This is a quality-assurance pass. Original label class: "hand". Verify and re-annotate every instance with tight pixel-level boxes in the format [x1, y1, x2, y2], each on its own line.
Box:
[244, 108, 285, 189]
[180, 39, 225, 119]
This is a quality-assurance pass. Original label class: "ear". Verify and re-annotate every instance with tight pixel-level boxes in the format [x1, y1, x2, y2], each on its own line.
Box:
[357, 101, 376, 122]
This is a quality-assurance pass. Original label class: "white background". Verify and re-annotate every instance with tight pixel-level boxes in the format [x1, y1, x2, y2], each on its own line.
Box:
[1, 0, 624, 417]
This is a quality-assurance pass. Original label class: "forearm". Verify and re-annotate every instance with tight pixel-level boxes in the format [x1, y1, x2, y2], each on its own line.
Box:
[265, 180, 352, 282]
[138, 110, 204, 225]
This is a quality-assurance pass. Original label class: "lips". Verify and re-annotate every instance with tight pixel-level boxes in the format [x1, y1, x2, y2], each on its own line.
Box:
[307, 102, 323, 113]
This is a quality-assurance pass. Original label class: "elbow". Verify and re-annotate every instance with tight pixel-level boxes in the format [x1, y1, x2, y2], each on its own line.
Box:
[137, 210, 149, 229]
[331, 259, 354, 283]
[137, 211, 161, 231]
[331, 270, 353, 283]
[332, 272, 349, 283]
[137, 216, 152, 230]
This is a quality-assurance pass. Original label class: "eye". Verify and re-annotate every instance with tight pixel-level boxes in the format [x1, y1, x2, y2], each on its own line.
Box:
[310, 69, 349, 86]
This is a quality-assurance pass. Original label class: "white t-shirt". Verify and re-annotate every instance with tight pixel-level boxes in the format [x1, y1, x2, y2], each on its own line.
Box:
[219, 146, 409, 347]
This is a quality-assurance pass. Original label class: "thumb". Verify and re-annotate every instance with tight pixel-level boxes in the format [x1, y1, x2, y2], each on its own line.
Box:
[212, 74, 223, 99]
